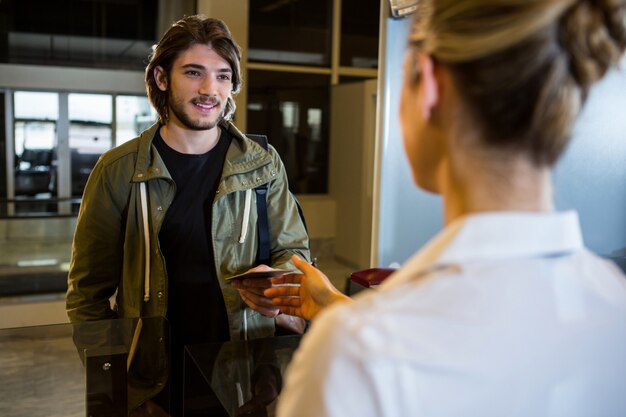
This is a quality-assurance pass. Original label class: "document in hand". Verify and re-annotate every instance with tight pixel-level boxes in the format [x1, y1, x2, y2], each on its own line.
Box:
[226, 269, 296, 281]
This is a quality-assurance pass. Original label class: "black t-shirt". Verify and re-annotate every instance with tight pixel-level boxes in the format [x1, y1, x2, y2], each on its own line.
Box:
[154, 127, 232, 348]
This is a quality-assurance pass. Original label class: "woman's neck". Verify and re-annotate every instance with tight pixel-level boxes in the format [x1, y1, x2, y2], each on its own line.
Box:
[439, 151, 554, 225]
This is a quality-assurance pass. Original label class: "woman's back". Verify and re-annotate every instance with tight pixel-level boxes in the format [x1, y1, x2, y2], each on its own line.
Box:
[280, 212, 626, 417]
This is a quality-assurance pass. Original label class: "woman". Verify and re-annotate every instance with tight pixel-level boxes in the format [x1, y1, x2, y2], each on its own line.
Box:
[265, 1, 626, 416]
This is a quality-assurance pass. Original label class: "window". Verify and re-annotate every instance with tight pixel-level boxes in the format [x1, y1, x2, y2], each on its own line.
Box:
[69, 94, 112, 197]
[1, 90, 155, 216]
[247, 71, 330, 193]
[340, 0, 380, 68]
[0, 0, 159, 70]
[249, 0, 333, 67]
[116, 95, 157, 145]
[13, 92, 58, 202]
[247, 0, 379, 194]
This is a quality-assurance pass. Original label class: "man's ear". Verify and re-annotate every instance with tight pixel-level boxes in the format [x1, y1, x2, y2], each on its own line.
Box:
[419, 54, 439, 120]
[154, 66, 168, 92]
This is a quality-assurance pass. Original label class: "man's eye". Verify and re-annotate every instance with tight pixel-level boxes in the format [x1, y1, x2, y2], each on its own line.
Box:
[218, 74, 231, 81]
[186, 71, 200, 76]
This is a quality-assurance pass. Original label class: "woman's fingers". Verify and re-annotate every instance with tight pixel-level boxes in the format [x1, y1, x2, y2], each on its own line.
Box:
[264, 285, 301, 298]
[271, 274, 302, 285]
[270, 297, 302, 307]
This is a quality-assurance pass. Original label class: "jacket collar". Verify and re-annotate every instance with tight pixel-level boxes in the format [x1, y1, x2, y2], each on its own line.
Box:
[220, 120, 273, 177]
[131, 120, 272, 182]
[386, 211, 584, 287]
[132, 123, 160, 182]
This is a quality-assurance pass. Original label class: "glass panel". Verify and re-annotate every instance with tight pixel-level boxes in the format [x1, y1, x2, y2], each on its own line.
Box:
[14, 91, 59, 120]
[185, 335, 302, 417]
[13, 92, 58, 209]
[0, 91, 6, 212]
[0, 318, 170, 416]
[0, 0, 159, 70]
[247, 70, 330, 194]
[15, 121, 56, 156]
[339, 75, 377, 84]
[69, 93, 112, 125]
[69, 93, 112, 197]
[115, 95, 157, 145]
[248, 0, 332, 67]
[69, 123, 111, 155]
[340, 0, 380, 68]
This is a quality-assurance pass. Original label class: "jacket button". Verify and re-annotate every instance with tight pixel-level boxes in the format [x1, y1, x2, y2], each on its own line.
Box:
[137, 173, 144, 178]
[157, 206, 163, 211]
[157, 291, 163, 299]
[270, 171, 276, 176]
[256, 177, 261, 182]
[242, 181, 247, 186]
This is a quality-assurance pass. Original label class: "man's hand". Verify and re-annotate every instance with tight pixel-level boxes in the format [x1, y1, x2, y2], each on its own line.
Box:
[264, 255, 350, 321]
[231, 264, 281, 317]
[236, 363, 282, 416]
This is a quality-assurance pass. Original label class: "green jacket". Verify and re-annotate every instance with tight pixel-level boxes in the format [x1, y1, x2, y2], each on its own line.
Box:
[66, 121, 310, 409]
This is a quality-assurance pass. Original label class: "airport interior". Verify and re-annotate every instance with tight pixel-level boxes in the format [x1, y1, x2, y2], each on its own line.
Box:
[1, 0, 626, 416]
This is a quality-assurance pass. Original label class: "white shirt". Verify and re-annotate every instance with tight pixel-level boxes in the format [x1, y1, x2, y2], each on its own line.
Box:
[277, 211, 626, 417]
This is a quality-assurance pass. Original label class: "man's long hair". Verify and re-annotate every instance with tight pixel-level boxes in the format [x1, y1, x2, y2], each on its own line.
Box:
[145, 15, 242, 124]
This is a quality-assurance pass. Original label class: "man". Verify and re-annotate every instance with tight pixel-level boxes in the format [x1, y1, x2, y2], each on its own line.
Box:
[66, 15, 310, 415]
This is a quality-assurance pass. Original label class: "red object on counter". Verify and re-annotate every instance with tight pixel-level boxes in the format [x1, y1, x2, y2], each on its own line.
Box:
[350, 268, 397, 288]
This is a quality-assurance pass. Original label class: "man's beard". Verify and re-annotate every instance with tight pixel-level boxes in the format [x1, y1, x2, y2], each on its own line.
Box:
[168, 96, 225, 131]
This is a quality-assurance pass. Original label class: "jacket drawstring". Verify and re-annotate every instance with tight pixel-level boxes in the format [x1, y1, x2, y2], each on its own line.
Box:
[239, 190, 251, 342]
[140, 182, 151, 302]
[243, 308, 248, 341]
[239, 188, 252, 243]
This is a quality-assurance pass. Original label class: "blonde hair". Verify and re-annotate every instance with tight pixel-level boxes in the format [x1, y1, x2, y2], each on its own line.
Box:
[409, 0, 626, 165]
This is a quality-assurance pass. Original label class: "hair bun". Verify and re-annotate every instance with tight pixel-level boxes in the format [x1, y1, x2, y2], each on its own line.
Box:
[560, 0, 626, 93]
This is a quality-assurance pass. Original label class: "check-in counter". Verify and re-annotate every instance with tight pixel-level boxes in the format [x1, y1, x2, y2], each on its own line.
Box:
[0, 317, 303, 417]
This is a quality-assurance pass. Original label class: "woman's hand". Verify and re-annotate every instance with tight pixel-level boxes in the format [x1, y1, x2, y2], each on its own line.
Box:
[264, 255, 350, 321]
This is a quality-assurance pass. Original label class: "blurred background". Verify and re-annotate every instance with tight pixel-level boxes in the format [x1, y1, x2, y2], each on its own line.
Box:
[1, 0, 625, 330]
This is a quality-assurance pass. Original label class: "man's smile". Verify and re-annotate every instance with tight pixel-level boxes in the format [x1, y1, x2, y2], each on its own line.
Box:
[192, 98, 219, 112]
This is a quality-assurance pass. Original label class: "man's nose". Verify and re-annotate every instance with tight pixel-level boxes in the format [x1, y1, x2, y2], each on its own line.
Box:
[199, 76, 216, 95]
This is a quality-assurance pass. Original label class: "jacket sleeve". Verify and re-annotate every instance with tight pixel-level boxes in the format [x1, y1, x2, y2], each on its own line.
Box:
[66, 157, 127, 322]
[265, 145, 311, 269]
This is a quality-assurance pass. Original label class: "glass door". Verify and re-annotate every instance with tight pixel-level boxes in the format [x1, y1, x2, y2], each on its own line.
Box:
[68, 93, 112, 198]
[13, 91, 59, 214]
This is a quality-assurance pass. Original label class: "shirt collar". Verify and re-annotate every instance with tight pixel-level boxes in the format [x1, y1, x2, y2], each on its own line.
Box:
[388, 211, 584, 286]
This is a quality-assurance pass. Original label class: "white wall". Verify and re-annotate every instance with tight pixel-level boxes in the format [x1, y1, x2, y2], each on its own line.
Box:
[297, 196, 336, 239]
[0, 64, 145, 94]
[0, 295, 68, 329]
[330, 79, 377, 268]
[0, 218, 76, 241]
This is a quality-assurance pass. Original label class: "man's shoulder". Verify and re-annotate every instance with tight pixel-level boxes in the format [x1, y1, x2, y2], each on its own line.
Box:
[100, 137, 140, 163]
[98, 126, 155, 167]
